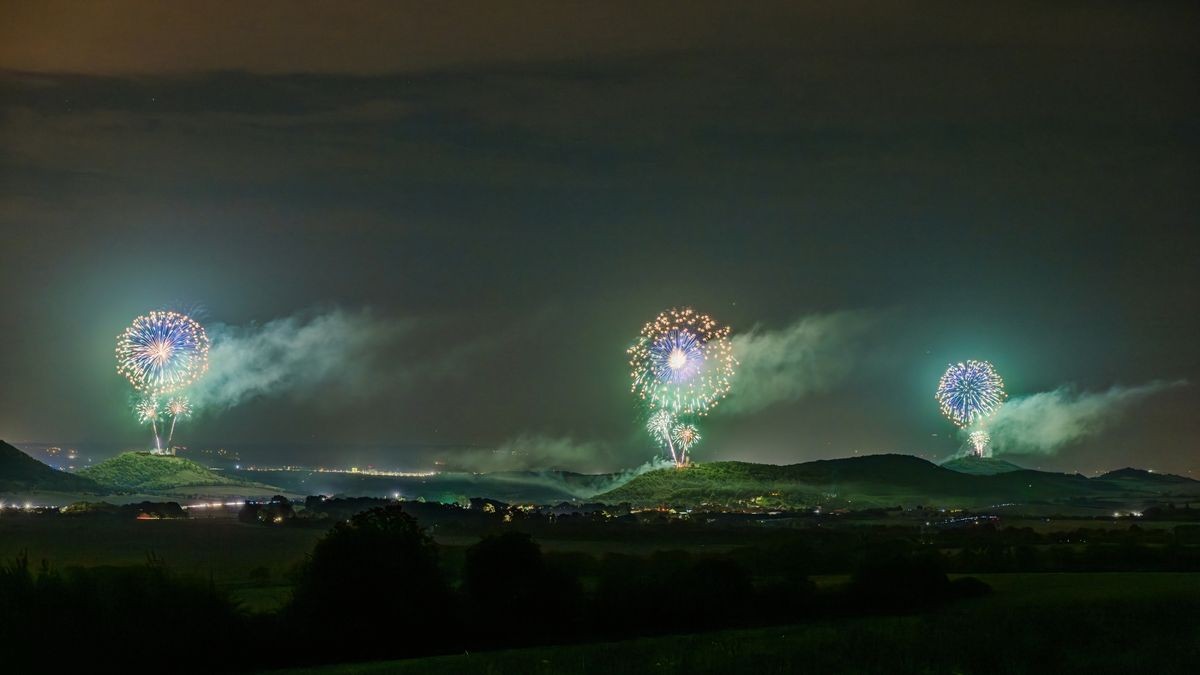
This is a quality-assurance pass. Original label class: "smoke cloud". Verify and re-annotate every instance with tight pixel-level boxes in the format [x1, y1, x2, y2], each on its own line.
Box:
[723, 311, 878, 414]
[457, 434, 610, 472]
[188, 309, 413, 410]
[449, 434, 672, 497]
[988, 380, 1186, 455]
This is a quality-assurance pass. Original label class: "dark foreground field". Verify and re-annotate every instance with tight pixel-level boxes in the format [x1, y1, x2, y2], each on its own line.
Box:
[3, 504, 1199, 674]
[0, 512, 322, 610]
[278, 573, 1200, 675]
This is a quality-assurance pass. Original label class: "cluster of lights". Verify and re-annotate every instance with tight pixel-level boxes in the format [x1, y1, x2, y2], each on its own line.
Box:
[0, 501, 41, 512]
[243, 465, 438, 477]
[183, 501, 246, 509]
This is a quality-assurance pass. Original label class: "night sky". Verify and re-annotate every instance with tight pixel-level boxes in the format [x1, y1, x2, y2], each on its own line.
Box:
[2, 2, 1197, 474]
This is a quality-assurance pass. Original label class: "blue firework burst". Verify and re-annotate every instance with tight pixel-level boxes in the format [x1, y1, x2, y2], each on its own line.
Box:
[935, 360, 1006, 427]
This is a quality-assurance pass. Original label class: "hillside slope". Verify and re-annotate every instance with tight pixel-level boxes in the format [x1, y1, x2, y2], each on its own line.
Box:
[1099, 467, 1198, 485]
[596, 454, 1200, 510]
[79, 452, 277, 492]
[0, 440, 103, 492]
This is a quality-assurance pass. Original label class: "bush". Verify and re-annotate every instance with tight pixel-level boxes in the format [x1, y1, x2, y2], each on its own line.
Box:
[950, 575, 992, 599]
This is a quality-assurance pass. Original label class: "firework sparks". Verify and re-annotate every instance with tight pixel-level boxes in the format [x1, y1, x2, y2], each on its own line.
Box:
[168, 396, 191, 418]
[967, 429, 991, 457]
[116, 311, 210, 396]
[136, 397, 162, 452]
[646, 409, 679, 465]
[136, 397, 159, 424]
[671, 423, 701, 465]
[628, 307, 736, 416]
[165, 396, 192, 448]
[935, 360, 1006, 428]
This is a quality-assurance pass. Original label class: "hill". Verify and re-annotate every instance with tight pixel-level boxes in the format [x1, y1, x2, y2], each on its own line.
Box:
[597, 455, 976, 509]
[79, 452, 278, 493]
[940, 456, 1025, 476]
[1099, 467, 1198, 485]
[595, 454, 1200, 510]
[0, 440, 103, 493]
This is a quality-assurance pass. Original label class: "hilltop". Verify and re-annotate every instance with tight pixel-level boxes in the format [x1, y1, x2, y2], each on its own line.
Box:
[79, 452, 278, 493]
[939, 456, 1025, 476]
[595, 454, 1200, 510]
[0, 440, 103, 493]
[1099, 467, 1197, 483]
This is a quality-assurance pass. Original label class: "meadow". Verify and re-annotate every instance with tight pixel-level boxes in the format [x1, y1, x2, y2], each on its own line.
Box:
[0, 513, 320, 611]
[275, 572, 1200, 675]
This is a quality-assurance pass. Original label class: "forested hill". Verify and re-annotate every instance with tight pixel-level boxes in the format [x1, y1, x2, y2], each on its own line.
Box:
[596, 454, 1200, 510]
[79, 452, 277, 492]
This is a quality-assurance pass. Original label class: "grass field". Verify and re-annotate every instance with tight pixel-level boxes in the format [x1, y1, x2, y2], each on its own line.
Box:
[0, 516, 324, 582]
[0, 516, 757, 612]
[271, 572, 1200, 675]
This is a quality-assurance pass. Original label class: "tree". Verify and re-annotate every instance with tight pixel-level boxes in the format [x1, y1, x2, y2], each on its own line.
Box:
[287, 506, 457, 661]
[463, 532, 582, 645]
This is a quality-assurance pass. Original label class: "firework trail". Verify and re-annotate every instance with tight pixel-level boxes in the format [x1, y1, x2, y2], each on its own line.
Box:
[165, 396, 191, 448]
[646, 410, 679, 465]
[116, 311, 210, 397]
[137, 397, 162, 452]
[671, 423, 701, 465]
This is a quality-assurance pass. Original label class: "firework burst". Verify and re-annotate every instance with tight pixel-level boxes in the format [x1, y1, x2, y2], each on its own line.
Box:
[646, 410, 679, 465]
[136, 397, 163, 452]
[628, 308, 736, 416]
[967, 429, 991, 457]
[935, 360, 1006, 428]
[671, 423, 701, 464]
[167, 396, 191, 418]
[116, 311, 210, 396]
[165, 396, 192, 448]
[136, 397, 160, 424]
